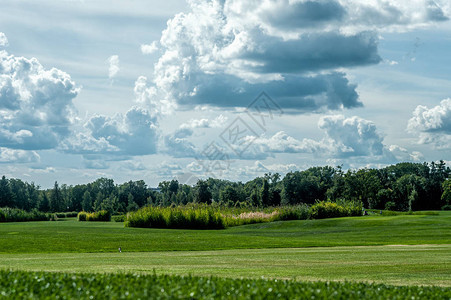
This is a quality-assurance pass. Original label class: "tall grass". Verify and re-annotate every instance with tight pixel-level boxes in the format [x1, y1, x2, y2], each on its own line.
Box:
[125, 204, 315, 229]
[0, 207, 50, 222]
[125, 206, 225, 229]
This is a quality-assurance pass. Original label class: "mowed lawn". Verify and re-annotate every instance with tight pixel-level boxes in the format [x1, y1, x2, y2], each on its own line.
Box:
[1, 245, 450, 286]
[0, 212, 450, 253]
[0, 212, 450, 286]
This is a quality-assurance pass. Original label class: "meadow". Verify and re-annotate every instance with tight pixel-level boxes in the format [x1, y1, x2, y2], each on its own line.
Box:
[0, 211, 450, 298]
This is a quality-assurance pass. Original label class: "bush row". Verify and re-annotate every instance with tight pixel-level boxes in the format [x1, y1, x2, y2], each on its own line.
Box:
[78, 210, 111, 222]
[125, 206, 225, 229]
[0, 207, 50, 222]
[54, 211, 78, 219]
[1, 270, 449, 299]
[125, 201, 362, 229]
[310, 201, 362, 219]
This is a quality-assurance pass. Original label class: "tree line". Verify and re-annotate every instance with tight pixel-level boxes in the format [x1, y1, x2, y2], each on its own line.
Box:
[0, 161, 450, 214]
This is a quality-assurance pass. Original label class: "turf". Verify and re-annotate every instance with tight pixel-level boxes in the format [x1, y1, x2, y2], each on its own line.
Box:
[2, 270, 450, 300]
[0, 245, 450, 286]
[0, 212, 450, 254]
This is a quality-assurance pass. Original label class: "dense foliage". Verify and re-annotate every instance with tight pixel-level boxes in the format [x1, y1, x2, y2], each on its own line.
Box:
[0, 161, 449, 215]
[0, 270, 449, 299]
[125, 206, 225, 229]
[78, 210, 111, 222]
[0, 207, 49, 222]
[125, 202, 359, 229]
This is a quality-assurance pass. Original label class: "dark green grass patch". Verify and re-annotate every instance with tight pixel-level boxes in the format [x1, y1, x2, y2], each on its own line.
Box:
[1, 270, 450, 299]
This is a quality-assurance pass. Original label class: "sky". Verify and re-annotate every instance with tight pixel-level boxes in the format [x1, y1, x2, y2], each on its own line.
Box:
[0, 0, 450, 188]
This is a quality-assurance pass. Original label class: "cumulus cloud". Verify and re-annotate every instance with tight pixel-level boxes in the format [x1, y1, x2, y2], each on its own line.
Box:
[63, 106, 158, 156]
[0, 33, 8, 47]
[0, 49, 79, 150]
[141, 41, 158, 54]
[318, 115, 384, 157]
[407, 98, 451, 148]
[136, 0, 447, 113]
[108, 55, 120, 79]
[250, 114, 421, 164]
[0, 147, 40, 163]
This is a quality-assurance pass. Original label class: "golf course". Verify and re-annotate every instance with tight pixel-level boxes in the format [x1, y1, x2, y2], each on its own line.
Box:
[1, 211, 450, 298]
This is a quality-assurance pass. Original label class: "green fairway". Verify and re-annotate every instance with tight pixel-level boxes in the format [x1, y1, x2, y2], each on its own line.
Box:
[1, 212, 450, 288]
[1, 245, 450, 286]
[1, 212, 450, 254]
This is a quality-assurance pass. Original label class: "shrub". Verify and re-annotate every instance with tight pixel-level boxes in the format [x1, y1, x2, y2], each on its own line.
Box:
[0, 207, 50, 222]
[86, 210, 111, 222]
[77, 211, 87, 221]
[441, 204, 451, 211]
[64, 212, 79, 218]
[125, 206, 225, 229]
[385, 201, 396, 211]
[277, 205, 310, 221]
[112, 215, 126, 222]
[310, 201, 362, 219]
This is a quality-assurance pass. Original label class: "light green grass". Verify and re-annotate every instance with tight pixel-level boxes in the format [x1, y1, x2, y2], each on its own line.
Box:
[0, 212, 450, 254]
[0, 245, 449, 286]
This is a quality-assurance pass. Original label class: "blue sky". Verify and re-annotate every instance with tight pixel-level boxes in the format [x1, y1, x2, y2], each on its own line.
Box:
[0, 0, 450, 188]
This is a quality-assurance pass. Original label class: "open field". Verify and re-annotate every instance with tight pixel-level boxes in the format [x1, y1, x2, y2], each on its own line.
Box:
[1, 212, 450, 298]
[0, 245, 450, 286]
[1, 212, 450, 253]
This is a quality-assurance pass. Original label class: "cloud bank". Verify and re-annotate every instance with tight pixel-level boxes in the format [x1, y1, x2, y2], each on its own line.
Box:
[136, 0, 447, 113]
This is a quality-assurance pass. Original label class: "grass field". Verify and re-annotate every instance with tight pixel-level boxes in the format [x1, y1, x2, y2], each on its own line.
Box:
[1, 245, 449, 286]
[1, 211, 450, 298]
[1, 213, 450, 253]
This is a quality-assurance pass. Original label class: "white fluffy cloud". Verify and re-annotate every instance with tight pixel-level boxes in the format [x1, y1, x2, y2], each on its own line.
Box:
[136, 0, 447, 113]
[141, 41, 158, 55]
[0, 48, 79, 150]
[63, 106, 158, 156]
[251, 114, 421, 163]
[108, 55, 120, 79]
[0, 32, 8, 47]
[407, 98, 451, 148]
[0, 147, 39, 163]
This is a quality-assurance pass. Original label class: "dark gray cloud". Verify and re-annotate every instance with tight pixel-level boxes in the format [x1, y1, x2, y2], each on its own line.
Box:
[244, 31, 380, 74]
[176, 72, 360, 111]
[260, 0, 346, 29]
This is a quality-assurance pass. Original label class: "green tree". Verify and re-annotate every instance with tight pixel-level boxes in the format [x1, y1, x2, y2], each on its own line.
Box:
[49, 181, 63, 212]
[82, 191, 92, 212]
[195, 180, 211, 204]
[0, 176, 12, 208]
[261, 179, 270, 207]
[220, 186, 240, 206]
[38, 191, 50, 212]
[93, 192, 103, 211]
[442, 180, 451, 206]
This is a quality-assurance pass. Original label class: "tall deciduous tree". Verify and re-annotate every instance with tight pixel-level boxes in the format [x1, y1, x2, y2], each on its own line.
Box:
[195, 180, 211, 204]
